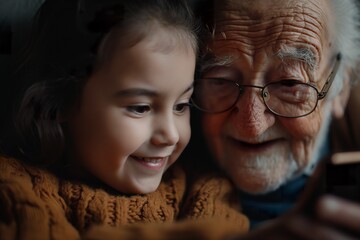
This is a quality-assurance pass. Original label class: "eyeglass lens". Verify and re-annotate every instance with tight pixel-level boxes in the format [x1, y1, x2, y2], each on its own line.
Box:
[192, 79, 319, 117]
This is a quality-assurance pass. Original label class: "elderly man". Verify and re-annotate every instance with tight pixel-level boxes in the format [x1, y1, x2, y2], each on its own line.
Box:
[188, 0, 360, 238]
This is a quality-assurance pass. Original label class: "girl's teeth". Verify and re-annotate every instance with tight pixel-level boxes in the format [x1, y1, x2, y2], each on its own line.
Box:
[136, 157, 164, 163]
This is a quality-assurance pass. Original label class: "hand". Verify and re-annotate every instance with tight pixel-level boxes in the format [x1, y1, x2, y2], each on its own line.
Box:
[314, 195, 360, 238]
[231, 195, 360, 240]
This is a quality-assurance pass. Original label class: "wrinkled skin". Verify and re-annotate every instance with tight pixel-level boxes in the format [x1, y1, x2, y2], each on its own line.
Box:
[202, 0, 360, 239]
[202, 0, 348, 194]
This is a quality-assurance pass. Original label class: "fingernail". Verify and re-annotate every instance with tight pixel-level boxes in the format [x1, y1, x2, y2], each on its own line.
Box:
[321, 196, 340, 213]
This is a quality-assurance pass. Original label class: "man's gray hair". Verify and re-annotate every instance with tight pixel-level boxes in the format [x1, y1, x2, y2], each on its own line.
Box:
[329, 0, 360, 96]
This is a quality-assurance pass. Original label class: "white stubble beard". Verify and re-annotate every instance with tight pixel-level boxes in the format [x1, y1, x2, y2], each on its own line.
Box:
[244, 102, 333, 194]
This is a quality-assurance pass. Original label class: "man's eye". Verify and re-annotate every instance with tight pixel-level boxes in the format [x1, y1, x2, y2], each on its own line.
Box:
[173, 103, 191, 114]
[126, 105, 151, 115]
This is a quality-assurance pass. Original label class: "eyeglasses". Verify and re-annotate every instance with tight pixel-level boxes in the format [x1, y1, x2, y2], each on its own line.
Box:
[191, 53, 342, 118]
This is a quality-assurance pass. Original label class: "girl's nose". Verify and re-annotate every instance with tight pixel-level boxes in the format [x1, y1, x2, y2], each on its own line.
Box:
[151, 114, 179, 146]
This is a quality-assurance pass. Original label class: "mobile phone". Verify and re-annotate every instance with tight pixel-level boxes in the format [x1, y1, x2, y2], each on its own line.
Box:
[326, 152, 360, 201]
[300, 151, 360, 216]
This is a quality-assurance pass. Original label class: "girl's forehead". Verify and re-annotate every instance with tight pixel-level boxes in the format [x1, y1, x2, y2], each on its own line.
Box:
[99, 23, 195, 62]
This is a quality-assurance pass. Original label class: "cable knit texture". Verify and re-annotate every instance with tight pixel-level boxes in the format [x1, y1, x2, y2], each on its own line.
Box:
[181, 173, 242, 222]
[0, 156, 249, 239]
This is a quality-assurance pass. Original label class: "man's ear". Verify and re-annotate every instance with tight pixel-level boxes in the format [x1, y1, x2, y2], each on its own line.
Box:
[331, 74, 351, 119]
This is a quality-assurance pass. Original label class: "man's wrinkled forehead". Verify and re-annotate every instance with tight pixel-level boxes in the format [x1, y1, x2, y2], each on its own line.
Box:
[213, 0, 331, 19]
[210, 0, 333, 64]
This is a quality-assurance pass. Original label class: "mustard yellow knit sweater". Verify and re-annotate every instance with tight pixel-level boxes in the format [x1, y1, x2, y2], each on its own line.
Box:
[0, 156, 248, 240]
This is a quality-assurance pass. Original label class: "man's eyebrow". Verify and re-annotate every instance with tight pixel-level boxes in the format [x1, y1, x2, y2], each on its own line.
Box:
[276, 47, 318, 72]
[200, 51, 235, 73]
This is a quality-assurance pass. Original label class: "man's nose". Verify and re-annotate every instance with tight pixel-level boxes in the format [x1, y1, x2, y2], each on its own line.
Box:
[232, 89, 275, 138]
[151, 113, 179, 146]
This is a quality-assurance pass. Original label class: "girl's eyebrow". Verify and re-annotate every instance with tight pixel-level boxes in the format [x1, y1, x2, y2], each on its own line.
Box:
[114, 88, 158, 98]
[114, 84, 193, 98]
[182, 85, 194, 95]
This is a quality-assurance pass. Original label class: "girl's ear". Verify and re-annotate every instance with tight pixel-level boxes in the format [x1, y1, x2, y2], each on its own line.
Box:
[331, 73, 351, 119]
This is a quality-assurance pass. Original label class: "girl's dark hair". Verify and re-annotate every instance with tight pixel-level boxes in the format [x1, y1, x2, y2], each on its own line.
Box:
[10, 0, 199, 166]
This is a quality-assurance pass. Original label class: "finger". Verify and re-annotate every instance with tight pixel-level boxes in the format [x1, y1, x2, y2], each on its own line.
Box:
[317, 195, 360, 232]
[286, 215, 358, 240]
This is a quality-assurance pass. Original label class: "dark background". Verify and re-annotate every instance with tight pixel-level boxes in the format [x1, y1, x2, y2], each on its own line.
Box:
[0, 0, 45, 140]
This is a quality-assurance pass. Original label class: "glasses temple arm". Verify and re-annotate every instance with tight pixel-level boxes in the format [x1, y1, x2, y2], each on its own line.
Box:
[318, 53, 342, 99]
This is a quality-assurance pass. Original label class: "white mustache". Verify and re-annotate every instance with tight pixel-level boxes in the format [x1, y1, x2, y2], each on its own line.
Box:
[227, 124, 289, 144]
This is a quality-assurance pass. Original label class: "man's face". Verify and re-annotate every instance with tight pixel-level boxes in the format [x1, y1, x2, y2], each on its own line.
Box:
[67, 28, 195, 194]
[202, 0, 341, 193]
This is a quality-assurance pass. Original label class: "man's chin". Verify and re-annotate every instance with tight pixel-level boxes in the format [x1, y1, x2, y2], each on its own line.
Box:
[223, 151, 300, 194]
[237, 181, 284, 195]
[233, 175, 285, 194]
[230, 165, 298, 194]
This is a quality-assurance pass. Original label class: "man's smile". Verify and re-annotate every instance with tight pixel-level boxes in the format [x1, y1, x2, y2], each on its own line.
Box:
[226, 136, 286, 152]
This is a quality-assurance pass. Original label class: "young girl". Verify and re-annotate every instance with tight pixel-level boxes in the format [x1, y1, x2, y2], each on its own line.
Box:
[0, 0, 249, 239]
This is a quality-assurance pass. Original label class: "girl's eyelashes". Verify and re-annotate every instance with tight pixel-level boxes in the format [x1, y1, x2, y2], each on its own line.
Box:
[173, 102, 191, 114]
[125, 101, 191, 116]
[126, 105, 151, 115]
